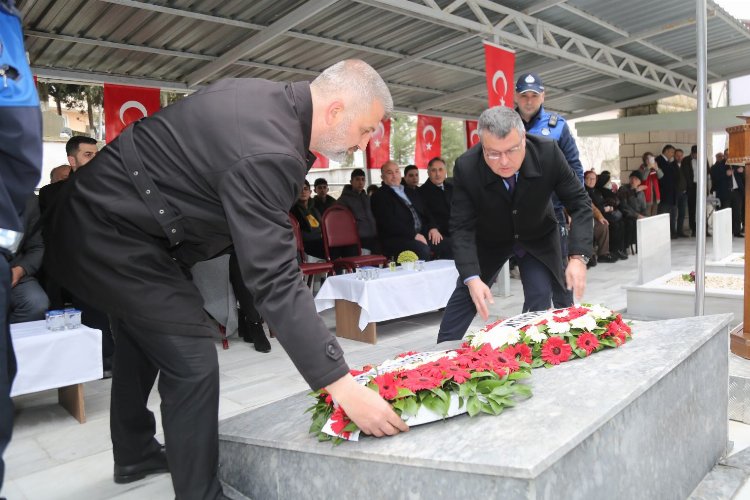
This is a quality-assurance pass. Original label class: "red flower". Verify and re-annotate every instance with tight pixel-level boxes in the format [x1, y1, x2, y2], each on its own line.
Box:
[373, 373, 399, 400]
[444, 364, 472, 384]
[553, 306, 590, 322]
[541, 336, 572, 365]
[482, 319, 504, 331]
[504, 344, 532, 364]
[396, 351, 418, 359]
[575, 332, 599, 355]
[419, 358, 450, 379]
[349, 364, 373, 377]
[613, 330, 627, 347]
[401, 370, 442, 392]
[535, 319, 548, 326]
[330, 406, 352, 438]
[490, 349, 520, 374]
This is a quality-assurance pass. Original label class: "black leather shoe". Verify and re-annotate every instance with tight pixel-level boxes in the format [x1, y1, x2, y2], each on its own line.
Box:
[114, 446, 169, 484]
[598, 254, 618, 263]
[250, 323, 271, 353]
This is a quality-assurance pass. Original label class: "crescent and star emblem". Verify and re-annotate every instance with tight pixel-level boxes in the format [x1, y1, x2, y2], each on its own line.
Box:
[470, 129, 480, 145]
[119, 100, 149, 125]
[372, 121, 385, 148]
[423, 124, 436, 150]
[492, 70, 507, 107]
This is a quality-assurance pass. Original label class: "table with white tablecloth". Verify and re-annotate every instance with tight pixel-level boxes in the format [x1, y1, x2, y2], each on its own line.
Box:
[314, 260, 459, 343]
[10, 321, 102, 423]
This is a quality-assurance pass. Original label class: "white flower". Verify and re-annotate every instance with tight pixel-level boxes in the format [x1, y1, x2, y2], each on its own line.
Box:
[479, 325, 521, 349]
[547, 320, 571, 334]
[524, 325, 547, 343]
[570, 314, 598, 332]
[588, 304, 613, 320]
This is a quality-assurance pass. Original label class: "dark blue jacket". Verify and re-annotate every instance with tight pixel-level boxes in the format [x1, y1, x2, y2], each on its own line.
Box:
[1, 1, 42, 235]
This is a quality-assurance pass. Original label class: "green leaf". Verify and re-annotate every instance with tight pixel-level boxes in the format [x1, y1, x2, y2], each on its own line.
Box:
[467, 396, 482, 417]
[402, 396, 420, 417]
[396, 387, 415, 398]
[487, 398, 504, 414]
[476, 379, 504, 393]
[430, 387, 450, 403]
[513, 384, 533, 398]
[531, 358, 545, 368]
[508, 370, 531, 381]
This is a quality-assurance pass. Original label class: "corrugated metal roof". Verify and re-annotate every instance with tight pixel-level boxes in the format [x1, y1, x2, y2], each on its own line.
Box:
[19, 0, 750, 119]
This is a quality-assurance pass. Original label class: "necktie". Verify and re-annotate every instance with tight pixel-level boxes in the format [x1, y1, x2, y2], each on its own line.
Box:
[503, 175, 516, 194]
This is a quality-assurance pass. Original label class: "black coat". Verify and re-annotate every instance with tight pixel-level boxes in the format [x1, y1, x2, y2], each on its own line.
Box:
[450, 136, 592, 287]
[370, 184, 435, 241]
[418, 180, 453, 236]
[43, 79, 347, 390]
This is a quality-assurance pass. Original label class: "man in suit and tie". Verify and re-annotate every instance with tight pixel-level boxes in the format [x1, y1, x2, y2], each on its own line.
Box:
[371, 161, 452, 260]
[418, 157, 453, 238]
[437, 106, 592, 343]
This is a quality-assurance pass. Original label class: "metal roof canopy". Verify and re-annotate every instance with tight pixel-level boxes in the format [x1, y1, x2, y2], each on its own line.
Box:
[19, 0, 750, 120]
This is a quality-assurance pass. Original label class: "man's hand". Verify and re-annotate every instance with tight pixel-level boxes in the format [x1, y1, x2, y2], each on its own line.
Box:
[597, 217, 609, 226]
[325, 374, 409, 437]
[428, 228, 443, 245]
[10, 266, 25, 288]
[466, 277, 494, 321]
[566, 258, 587, 300]
[414, 233, 427, 245]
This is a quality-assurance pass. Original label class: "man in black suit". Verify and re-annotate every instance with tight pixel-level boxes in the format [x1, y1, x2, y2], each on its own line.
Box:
[437, 106, 592, 343]
[681, 146, 698, 237]
[371, 160, 451, 260]
[43, 60, 408, 498]
[418, 157, 453, 237]
[656, 144, 680, 238]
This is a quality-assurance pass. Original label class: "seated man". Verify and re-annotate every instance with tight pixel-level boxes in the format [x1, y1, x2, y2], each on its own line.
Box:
[336, 168, 380, 252]
[371, 160, 451, 261]
[418, 157, 452, 238]
[312, 177, 337, 214]
[290, 180, 325, 260]
[402, 164, 420, 191]
[10, 195, 49, 323]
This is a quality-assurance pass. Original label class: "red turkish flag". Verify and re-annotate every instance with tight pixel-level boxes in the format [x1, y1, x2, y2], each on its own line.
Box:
[311, 151, 329, 169]
[104, 84, 161, 143]
[365, 119, 391, 169]
[415, 115, 441, 169]
[465, 120, 480, 149]
[483, 41, 515, 108]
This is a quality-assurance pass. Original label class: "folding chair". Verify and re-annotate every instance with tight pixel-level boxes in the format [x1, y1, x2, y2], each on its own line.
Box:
[289, 214, 335, 287]
[321, 205, 388, 273]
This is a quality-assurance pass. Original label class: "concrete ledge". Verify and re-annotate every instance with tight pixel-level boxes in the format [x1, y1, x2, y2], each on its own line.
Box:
[625, 271, 741, 326]
[218, 315, 731, 499]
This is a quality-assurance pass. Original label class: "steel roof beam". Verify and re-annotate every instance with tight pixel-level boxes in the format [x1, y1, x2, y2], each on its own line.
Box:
[523, 0, 568, 16]
[362, 0, 697, 96]
[25, 31, 447, 97]
[94, 0, 485, 82]
[184, 0, 337, 87]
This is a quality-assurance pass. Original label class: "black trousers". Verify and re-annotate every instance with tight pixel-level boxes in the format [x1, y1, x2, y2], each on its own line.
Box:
[0, 258, 16, 491]
[437, 251, 567, 343]
[552, 208, 573, 308]
[228, 253, 261, 324]
[110, 317, 222, 500]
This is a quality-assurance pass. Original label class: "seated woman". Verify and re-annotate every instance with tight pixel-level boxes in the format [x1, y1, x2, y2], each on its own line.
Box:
[290, 180, 325, 260]
[618, 171, 648, 249]
[584, 170, 628, 261]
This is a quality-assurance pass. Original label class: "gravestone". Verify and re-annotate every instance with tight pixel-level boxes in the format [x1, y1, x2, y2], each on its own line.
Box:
[712, 208, 733, 261]
[636, 213, 671, 285]
[219, 315, 731, 500]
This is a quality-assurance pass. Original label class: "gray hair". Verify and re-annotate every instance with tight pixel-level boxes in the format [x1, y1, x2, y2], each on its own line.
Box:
[477, 106, 525, 140]
[311, 59, 393, 116]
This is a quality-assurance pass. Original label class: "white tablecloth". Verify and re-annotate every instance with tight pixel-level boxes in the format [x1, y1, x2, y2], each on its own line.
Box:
[314, 260, 459, 330]
[10, 321, 103, 397]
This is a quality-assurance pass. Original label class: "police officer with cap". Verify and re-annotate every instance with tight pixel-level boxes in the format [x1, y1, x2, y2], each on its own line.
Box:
[515, 72, 585, 307]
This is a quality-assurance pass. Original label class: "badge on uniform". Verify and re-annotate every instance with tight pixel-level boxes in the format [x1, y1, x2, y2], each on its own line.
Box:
[541, 128, 550, 136]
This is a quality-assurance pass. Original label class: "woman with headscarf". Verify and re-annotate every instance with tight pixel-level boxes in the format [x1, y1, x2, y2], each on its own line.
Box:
[584, 171, 628, 261]
[638, 152, 662, 216]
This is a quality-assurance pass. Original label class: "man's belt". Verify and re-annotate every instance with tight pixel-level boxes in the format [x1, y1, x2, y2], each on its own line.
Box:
[119, 124, 185, 248]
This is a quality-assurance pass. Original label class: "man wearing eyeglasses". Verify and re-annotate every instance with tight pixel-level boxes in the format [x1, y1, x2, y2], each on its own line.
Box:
[437, 106, 592, 343]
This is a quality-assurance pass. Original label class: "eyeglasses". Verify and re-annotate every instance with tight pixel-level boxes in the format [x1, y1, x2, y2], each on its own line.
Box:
[483, 140, 524, 161]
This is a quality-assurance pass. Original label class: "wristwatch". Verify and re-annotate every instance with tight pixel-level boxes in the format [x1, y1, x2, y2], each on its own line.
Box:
[569, 254, 590, 265]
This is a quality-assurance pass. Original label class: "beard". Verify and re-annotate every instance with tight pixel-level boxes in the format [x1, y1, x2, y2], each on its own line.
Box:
[315, 115, 354, 163]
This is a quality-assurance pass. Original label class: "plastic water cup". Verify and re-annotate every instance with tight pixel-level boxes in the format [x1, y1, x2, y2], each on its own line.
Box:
[46, 310, 65, 331]
[64, 308, 82, 329]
